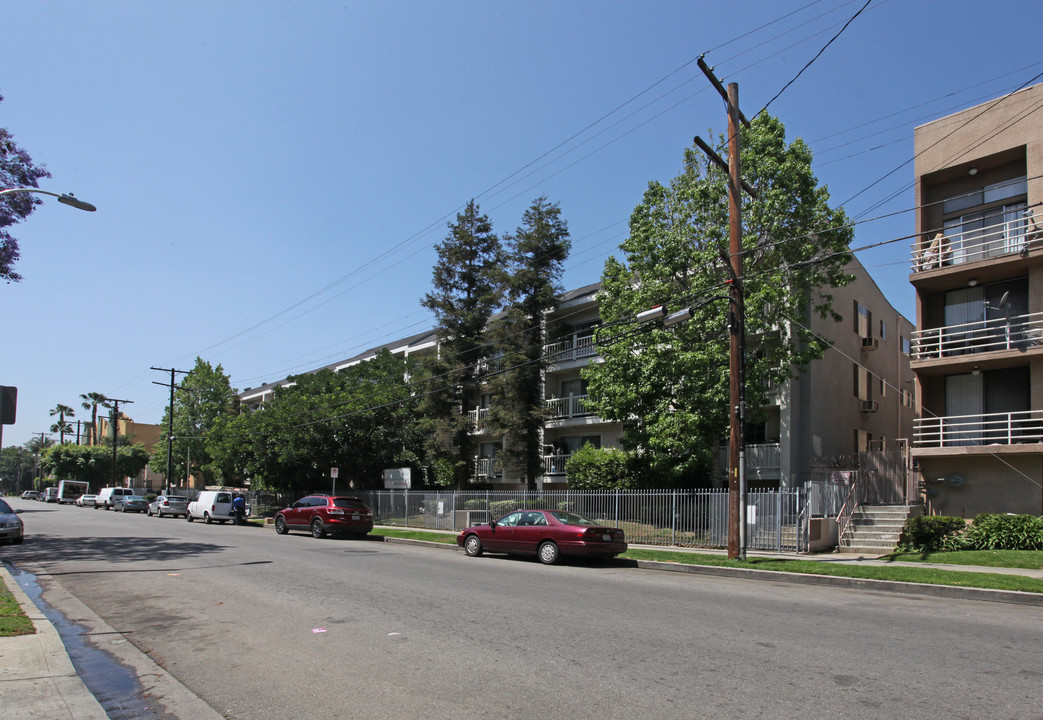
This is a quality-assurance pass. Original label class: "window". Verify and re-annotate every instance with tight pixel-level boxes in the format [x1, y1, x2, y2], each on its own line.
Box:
[901, 336, 910, 355]
[879, 320, 886, 340]
[853, 429, 871, 454]
[853, 364, 871, 401]
[854, 300, 872, 338]
[879, 377, 886, 397]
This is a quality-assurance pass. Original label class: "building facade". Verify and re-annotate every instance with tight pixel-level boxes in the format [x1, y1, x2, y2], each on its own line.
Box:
[239, 266, 913, 492]
[909, 83, 1043, 517]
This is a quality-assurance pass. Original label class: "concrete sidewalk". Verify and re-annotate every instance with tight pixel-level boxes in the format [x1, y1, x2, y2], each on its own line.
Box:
[0, 565, 107, 720]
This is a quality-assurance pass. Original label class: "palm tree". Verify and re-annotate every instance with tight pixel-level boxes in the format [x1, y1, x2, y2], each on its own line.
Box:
[80, 392, 108, 445]
[49, 403, 76, 444]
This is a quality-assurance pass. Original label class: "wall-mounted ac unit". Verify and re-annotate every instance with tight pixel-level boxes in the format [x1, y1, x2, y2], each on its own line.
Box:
[860, 400, 879, 413]
[861, 337, 879, 350]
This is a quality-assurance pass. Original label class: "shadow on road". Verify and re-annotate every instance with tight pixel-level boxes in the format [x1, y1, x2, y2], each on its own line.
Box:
[2, 533, 231, 569]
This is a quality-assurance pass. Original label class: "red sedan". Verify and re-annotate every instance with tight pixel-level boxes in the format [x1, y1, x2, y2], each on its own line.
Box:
[457, 509, 627, 564]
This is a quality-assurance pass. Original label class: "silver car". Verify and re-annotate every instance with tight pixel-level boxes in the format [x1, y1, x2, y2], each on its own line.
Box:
[0, 498, 24, 545]
[148, 495, 189, 518]
[114, 495, 149, 513]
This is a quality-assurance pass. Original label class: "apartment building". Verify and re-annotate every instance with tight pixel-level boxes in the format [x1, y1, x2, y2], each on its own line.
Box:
[909, 83, 1043, 517]
[239, 266, 912, 492]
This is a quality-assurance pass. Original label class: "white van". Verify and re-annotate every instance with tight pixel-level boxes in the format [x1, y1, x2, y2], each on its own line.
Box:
[95, 487, 134, 510]
[44, 487, 59, 503]
[187, 491, 236, 524]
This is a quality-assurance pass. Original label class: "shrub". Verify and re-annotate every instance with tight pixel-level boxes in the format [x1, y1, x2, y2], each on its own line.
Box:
[489, 500, 521, 517]
[966, 513, 1043, 551]
[463, 499, 487, 511]
[899, 515, 966, 552]
[564, 445, 638, 489]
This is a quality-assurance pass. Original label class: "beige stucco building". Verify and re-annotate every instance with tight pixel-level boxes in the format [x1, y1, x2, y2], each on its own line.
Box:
[910, 83, 1043, 517]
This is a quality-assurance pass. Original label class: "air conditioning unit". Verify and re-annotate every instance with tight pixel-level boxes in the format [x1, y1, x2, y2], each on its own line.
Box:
[860, 400, 879, 413]
[861, 337, 879, 350]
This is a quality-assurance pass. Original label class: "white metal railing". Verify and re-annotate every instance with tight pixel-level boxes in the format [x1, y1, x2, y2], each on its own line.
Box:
[715, 442, 782, 477]
[546, 394, 592, 419]
[466, 406, 490, 425]
[911, 311, 1043, 360]
[543, 454, 569, 475]
[473, 456, 502, 478]
[911, 215, 1035, 272]
[914, 410, 1043, 447]
[544, 333, 597, 363]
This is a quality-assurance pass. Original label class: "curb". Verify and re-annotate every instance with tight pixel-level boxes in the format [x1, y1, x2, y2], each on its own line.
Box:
[377, 534, 1043, 607]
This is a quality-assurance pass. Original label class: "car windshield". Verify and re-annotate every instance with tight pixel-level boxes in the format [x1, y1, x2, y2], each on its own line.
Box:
[0, 499, 14, 513]
[165, 496, 187, 501]
[332, 498, 366, 509]
[548, 511, 599, 527]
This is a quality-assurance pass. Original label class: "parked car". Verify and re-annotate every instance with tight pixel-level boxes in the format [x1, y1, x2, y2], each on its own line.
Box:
[21, 490, 39, 500]
[113, 495, 149, 513]
[76, 494, 97, 508]
[0, 498, 24, 545]
[457, 509, 628, 564]
[187, 490, 237, 524]
[148, 495, 188, 518]
[274, 494, 373, 539]
[95, 487, 134, 510]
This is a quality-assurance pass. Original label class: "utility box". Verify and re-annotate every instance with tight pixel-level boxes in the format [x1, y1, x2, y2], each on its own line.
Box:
[453, 510, 490, 530]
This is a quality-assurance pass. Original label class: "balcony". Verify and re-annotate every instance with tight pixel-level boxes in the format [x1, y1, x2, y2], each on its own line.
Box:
[546, 394, 593, 420]
[466, 406, 490, 426]
[715, 442, 782, 480]
[911, 213, 1036, 274]
[544, 333, 597, 364]
[914, 410, 1043, 448]
[543, 453, 569, 476]
[474, 456, 502, 479]
[911, 312, 1043, 361]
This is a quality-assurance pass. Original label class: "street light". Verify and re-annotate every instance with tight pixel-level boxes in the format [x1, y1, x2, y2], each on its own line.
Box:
[0, 187, 97, 212]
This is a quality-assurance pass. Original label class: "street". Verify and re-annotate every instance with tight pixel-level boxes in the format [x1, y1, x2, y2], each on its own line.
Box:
[4, 499, 1042, 720]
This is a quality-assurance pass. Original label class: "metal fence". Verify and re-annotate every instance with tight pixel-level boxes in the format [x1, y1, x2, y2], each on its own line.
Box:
[355, 487, 809, 552]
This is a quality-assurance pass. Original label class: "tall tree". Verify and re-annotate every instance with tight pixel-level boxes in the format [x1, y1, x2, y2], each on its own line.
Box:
[585, 114, 853, 485]
[420, 200, 504, 488]
[80, 392, 108, 445]
[207, 350, 423, 495]
[0, 93, 52, 284]
[49, 403, 76, 444]
[487, 197, 571, 491]
[148, 358, 237, 486]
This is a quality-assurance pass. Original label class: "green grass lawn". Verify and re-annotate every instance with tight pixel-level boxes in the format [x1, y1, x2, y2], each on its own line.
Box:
[884, 549, 1043, 569]
[0, 577, 35, 637]
[375, 527, 1043, 594]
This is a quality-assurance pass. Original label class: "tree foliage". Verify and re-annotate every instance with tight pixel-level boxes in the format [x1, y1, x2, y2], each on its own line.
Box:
[0, 94, 52, 283]
[148, 358, 237, 486]
[41, 442, 149, 488]
[419, 200, 504, 488]
[486, 197, 571, 490]
[206, 350, 422, 496]
[585, 114, 853, 485]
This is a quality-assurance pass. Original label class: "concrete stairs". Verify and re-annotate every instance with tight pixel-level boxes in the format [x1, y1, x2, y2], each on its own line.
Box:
[837, 504, 918, 555]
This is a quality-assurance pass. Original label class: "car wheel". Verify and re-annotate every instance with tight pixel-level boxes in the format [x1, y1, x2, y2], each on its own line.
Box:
[186, 513, 193, 522]
[538, 541, 560, 565]
[147, 508, 153, 516]
[464, 534, 483, 557]
[310, 518, 326, 539]
[204, 513, 212, 524]
[275, 516, 288, 535]
[12, 537, 23, 545]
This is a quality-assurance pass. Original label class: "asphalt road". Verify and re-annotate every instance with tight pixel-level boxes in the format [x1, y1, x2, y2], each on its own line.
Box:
[6, 499, 1042, 720]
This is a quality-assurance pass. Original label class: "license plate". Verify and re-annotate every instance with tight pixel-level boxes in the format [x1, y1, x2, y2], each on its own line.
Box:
[602, 533, 612, 541]
[352, 514, 361, 520]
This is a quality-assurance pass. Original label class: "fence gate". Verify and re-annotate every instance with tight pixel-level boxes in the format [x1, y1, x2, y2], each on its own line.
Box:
[858, 442, 910, 505]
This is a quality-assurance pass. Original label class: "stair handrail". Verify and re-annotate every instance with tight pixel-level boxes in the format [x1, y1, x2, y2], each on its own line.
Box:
[836, 481, 859, 543]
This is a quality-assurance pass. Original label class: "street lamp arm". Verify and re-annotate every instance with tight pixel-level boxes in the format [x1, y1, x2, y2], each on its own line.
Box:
[0, 187, 96, 212]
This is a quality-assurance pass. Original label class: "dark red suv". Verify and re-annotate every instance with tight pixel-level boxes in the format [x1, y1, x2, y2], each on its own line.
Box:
[274, 495, 374, 539]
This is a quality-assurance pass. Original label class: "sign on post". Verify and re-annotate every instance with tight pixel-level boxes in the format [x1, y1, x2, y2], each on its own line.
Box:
[331, 467, 338, 495]
[383, 468, 411, 490]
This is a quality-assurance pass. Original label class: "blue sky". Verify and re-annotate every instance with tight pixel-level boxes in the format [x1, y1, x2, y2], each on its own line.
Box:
[2, 0, 1041, 448]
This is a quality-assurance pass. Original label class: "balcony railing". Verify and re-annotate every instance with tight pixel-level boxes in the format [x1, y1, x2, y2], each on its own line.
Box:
[474, 456, 502, 478]
[715, 442, 782, 478]
[546, 394, 592, 419]
[911, 215, 1034, 272]
[911, 311, 1043, 360]
[543, 454, 570, 475]
[914, 410, 1043, 447]
[466, 406, 490, 426]
[544, 333, 597, 363]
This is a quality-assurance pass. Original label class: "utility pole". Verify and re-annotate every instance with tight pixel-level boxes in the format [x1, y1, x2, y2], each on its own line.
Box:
[106, 398, 133, 486]
[152, 366, 191, 495]
[31, 432, 53, 490]
[696, 56, 755, 561]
